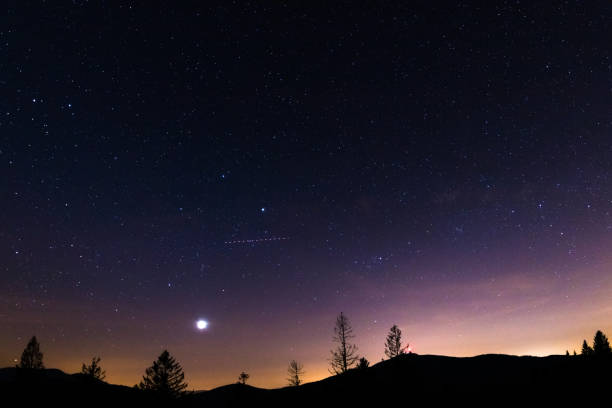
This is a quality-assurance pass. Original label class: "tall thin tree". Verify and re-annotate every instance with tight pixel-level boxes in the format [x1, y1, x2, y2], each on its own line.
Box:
[329, 312, 359, 374]
[137, 350, 188, 398]
[287, 360, 305, 386]
[81, 356, 106, 380]
[384, 325, 404, 359]
[18, 336, 44, 369]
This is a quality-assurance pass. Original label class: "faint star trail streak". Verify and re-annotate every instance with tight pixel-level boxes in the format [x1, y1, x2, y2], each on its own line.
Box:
[224, 237, 289, 245]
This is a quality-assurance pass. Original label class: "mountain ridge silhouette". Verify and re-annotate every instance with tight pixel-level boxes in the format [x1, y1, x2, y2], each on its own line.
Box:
[2, 353, 609, 406]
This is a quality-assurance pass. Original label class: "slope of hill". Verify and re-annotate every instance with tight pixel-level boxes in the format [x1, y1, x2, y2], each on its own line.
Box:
[183, 353, 612, 407]
[0, 367, 163, 405]
[2, 354, 610, 407]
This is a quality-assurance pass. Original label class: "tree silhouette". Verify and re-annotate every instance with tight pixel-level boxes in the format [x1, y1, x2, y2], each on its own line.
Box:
[81, 356, 106, 380]
[137, 350, 188, 398]
[287, 360, 304, 386]
[238, 371, 249, 384]
[357, 357, 370, 369]
[18, 336, 44, 369]
[581, 339, 594, 356]
[384, 324, 404, 359]
[329, 312, 359, 374]
[593, 330, 612, 355]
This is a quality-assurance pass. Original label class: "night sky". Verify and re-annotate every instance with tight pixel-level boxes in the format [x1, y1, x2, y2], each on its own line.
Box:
[2, 1, 612, 390]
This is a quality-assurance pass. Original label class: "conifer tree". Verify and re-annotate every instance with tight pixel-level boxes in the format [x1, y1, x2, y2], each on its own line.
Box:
[357, 357, 370, 369]
[593, 330, 612, 355]
[287, 360, 304, 386]
[81, 356, 106, 380]
[137, 350, 188, 398]
[18, 336, 44, 369]
[329, 312, 359, 374]
[581, 339, 594, 356]
[384, 325, 404, 359]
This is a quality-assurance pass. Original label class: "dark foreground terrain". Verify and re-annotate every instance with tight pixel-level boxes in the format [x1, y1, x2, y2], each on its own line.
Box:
[2, 354, 610, 407]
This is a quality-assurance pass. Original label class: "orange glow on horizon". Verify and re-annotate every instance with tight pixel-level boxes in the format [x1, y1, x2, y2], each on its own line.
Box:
[3, 258, 612, 390]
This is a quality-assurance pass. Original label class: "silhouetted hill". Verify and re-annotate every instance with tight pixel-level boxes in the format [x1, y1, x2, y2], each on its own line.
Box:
[183, 353, 612, 407]
[0, 367, 165, 406]
[2, 354, 610, 407]
[188, 382, 274, 405]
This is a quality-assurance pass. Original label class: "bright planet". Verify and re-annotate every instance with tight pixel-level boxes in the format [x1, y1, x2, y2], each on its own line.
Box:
[196, 319, 208, 330]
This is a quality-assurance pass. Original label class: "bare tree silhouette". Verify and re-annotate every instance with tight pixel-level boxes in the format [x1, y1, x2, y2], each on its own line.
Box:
[238, 371, 250, 384]
[329, 312, 359, 374]
[287, 360, 305, 386]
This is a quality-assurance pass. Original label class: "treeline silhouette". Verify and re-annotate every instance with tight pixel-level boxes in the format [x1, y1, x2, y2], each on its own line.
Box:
[9, 316, 612, 401]
[574, 330, 612, 356]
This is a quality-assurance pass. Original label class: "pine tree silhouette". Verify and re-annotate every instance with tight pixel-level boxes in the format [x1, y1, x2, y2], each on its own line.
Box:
[18, 336, 44, 369]
[329, 312, 359, 374]
[581, 339, 594, 356]
[287, 360, 304, 386]
[384, 325, 404, 359]
[593, 330, 612, 356]
[357, 357, 370, 369]
[81, 356, 106, 380]
[137, 350, 188, 398]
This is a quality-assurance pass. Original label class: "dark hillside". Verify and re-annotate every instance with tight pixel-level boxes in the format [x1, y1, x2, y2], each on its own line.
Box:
[2, 354, 610, 407]
[0, 367, 164, 406]
[184, 354, 612, 407]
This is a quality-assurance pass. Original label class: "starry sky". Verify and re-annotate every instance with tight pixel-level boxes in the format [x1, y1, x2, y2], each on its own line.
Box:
[2, 1, 612, 390]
